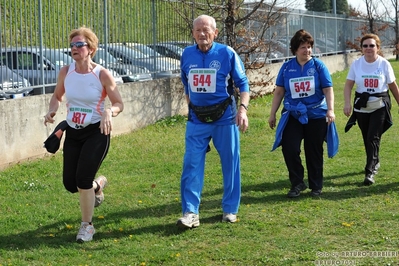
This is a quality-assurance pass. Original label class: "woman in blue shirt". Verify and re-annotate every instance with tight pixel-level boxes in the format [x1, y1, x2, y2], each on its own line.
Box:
[268, 29, 335, 198]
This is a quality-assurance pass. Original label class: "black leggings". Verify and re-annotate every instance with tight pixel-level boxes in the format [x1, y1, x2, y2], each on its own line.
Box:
[355, 108, 386, 174]
[281, 116, 327, 190]
[63, 122, 110, 193]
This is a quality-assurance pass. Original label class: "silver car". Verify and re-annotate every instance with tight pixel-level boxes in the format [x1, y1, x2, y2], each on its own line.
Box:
[147, 43, 184, 60]
[101, 44, 179, 79]
[1, 47, 62, 95]
[92, 48, 152, 83]
[0, 65, 32, 100]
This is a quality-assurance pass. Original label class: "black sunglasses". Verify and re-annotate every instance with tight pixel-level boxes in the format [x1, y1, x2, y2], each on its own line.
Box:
[70, 42, 88, 48]
[362, 44, 376, 48]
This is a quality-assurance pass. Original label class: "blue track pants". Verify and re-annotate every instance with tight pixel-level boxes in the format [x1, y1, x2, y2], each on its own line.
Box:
[180, 121, 241, 215]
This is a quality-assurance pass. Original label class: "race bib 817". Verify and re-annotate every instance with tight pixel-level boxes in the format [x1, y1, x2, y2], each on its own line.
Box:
[67, 106, 93, 129]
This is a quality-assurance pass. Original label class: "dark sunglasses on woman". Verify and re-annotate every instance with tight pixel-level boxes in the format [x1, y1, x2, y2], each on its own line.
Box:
[70, 42, 88, 48]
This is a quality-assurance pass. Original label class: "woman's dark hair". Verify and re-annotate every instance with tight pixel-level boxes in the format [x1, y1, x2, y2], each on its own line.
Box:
[290, 29, 314, 55]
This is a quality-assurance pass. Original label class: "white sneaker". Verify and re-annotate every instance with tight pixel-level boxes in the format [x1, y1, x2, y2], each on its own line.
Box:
[76, 222, 95, 243]
[222, 213, 237, 223]
[176, 212, 200, 228]
[94, 176, 108, 207]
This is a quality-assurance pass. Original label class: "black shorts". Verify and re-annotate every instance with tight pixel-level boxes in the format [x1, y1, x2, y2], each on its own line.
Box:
[62, 122, 110, 193]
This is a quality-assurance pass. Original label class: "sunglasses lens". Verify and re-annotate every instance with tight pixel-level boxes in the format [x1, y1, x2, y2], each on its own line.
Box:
[70, 42, 87, 48]
[363, 44, 375, 48]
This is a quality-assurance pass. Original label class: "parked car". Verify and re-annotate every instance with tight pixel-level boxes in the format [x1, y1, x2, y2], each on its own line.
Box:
[0, 65, 32, 100]
[238, 42, 284, 64]
[41, 48, 74, 68]
[268, 40, 291, 58]
[249, 50, 284, 64]
[160, 41, 194, 49]
[93, 48, 152, 83]
[108, 69, 124, 85]
[147, 43, 184, 60]
[60, 47, 152, 83]
[100, 44, 179, 79]
[123, 42, 180, 72]
[315, 38, 336, 54]
[0, 47, 62, 95]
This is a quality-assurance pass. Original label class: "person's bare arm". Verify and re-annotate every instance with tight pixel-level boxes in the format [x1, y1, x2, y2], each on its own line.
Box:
[44, 66, 67, 125]
[100, 68, 124, 135]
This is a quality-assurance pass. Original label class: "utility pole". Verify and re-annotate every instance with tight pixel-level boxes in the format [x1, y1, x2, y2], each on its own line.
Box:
[332, 0, 336, 14]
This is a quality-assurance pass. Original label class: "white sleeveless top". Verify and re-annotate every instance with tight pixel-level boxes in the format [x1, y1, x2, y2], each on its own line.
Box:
[347, 55, 395, 113]
[64, 62, 106, 129]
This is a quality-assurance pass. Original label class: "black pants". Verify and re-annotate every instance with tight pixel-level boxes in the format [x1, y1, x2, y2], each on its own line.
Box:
[355, 108, 386, 175]
[281, 116, 327, 190]
[63, 122, 110, 193]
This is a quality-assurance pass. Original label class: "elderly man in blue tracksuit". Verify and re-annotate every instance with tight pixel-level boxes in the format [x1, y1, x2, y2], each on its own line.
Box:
[176, 14, 250, 228]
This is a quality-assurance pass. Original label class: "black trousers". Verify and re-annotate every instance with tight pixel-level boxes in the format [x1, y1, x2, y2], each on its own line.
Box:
[355, 107, 386, 175]
[62, 122, 110, 193]
[281, 116, 327, 190]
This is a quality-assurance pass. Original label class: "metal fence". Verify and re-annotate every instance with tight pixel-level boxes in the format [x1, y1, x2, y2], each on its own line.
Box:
[0, 0, 395, 99]
[262, 9, 395, 57]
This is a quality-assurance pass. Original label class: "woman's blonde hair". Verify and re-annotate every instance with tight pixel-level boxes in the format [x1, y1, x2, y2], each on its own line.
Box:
[69, 26, 98, 58]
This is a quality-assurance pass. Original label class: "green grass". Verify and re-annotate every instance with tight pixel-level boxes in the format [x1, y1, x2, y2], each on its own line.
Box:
[2, 61, 399, 265]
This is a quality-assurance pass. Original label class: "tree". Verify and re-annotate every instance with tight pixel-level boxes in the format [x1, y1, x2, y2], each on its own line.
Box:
[336, 0, 349, 14]
[381, 0, 399, 60]
[164, 0, 301, 91]
[346, 0, 390, 54]
[306, 0, 349, 14]
[305, 0, 330, 12]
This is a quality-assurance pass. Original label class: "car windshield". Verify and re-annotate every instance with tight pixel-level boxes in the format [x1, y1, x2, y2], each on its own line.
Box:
[111, 45, 149, 59]
[93, 49, 119, 64]
[42, 49, 73, 67]
[129, 43, 163, 57]
[165, 44, 184, 54]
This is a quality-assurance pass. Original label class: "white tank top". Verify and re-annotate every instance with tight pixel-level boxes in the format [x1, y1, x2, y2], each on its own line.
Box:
[64, 62, 106, 129]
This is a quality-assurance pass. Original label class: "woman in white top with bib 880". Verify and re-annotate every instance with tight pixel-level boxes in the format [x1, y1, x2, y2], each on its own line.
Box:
[344, 33, 399, 186]
[43, 27, 124, 243]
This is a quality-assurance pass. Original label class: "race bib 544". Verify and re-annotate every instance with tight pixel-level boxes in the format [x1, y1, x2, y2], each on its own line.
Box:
[188, 68, 217, 93]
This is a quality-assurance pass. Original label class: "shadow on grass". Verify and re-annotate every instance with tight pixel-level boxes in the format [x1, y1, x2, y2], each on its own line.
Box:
[240, 177, 399, 204]
[1, 172, 397, 250]
[0, 200, 225, 250]
[325, 170, 365, 180]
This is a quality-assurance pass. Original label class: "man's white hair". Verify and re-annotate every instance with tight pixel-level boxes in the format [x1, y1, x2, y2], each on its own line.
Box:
[193, 15, 217, 30]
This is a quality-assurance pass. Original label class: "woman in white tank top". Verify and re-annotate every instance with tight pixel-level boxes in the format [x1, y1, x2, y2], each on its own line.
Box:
[43, 26, 124, 243]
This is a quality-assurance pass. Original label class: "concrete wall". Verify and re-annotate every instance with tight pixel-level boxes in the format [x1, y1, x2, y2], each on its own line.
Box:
[1, 49, 394, 169]
[0, 78, 187, 169]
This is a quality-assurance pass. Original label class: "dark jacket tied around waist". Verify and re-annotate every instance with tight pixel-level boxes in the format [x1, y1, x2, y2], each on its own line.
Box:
[345, 91, 392, 133]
